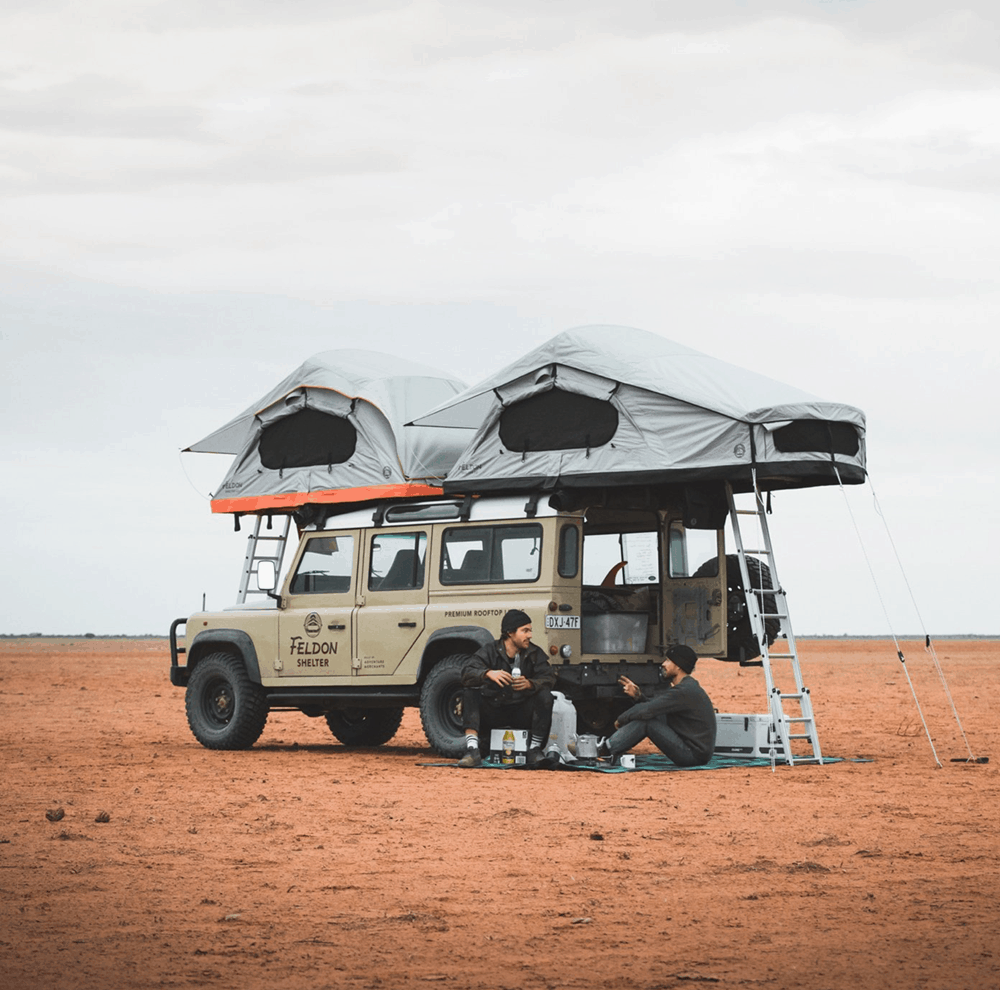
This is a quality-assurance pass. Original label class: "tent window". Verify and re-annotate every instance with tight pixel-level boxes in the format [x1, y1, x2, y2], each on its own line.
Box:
[771, 420, 859, 457]
[498, 388, 619, 452]
[259, 409, 358, 469]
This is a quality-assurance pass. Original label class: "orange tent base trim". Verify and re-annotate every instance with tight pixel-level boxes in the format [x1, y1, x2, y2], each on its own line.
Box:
[210, 484, 448, 515]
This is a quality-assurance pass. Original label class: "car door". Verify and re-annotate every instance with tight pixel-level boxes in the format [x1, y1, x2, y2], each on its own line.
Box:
[278, 531, 358, 678]
[662, 518, 727, 657]
[354, 529, 429, 676]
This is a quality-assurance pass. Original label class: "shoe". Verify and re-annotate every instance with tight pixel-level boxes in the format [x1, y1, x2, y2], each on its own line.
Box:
[526, 747, 557, 769]
[457, 747, 482, 768]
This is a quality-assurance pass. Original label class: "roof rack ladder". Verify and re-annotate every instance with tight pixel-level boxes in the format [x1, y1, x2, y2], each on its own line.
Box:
[726, 482, 823, 766]
[237, 514, 292, 604]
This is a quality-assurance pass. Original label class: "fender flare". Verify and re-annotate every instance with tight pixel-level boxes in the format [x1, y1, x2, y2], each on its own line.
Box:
[418, 625, 494, 679]
[186, 629, 263, 684]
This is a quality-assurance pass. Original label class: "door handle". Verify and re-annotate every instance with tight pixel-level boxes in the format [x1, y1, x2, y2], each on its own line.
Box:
[327, 623, 346, 630]
[398, 621, 417, 628]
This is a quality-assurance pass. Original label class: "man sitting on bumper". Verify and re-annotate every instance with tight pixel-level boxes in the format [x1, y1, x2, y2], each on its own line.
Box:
[458, 609, 556, 768]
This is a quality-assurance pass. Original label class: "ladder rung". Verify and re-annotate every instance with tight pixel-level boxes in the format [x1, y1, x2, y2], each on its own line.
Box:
[785, 717, 813, 724]
[742, 549, 770, 556]
[767, 652, 795, 659]
[760, 612, 787, 619]
[779, 692, 804, 700]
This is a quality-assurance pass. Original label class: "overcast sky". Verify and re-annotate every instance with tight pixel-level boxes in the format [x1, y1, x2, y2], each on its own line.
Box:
[2, 0, 998, 637]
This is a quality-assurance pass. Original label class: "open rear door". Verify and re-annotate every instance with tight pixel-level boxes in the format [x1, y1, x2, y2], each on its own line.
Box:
[661, 516, 727, 657]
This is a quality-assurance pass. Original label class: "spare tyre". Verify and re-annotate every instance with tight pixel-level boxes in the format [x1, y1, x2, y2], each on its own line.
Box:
[693, 554, 780, 664]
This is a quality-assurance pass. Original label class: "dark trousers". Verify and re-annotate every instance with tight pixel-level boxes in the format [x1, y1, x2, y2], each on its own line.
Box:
[462, 687, 554, 747]
[607, 714, 709, 767]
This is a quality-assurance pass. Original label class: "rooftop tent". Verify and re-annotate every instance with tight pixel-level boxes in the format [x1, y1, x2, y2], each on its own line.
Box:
[185, 350, 471, 514]
[412, 326, 866, 496]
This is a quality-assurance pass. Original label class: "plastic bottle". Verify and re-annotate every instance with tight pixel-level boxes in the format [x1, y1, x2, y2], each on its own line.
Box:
[510, 661, 521, 679]
[501, 729, 515, 765]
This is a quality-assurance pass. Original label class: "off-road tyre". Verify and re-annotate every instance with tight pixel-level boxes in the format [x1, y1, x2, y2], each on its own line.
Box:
[324, 707, 404, 747]
[185, 652, 269, 749]
[693, 554, 780, 664]
[419, 654, 469, 758]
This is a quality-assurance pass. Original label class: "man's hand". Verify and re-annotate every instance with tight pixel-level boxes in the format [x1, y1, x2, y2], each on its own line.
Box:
[510, 676, 532, 692]
[618, 675, 641, 700]
[485, 669, 513, 687]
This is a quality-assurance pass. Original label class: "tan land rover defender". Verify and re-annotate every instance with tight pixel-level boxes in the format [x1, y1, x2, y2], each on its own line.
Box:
[170, 489, 776, 756]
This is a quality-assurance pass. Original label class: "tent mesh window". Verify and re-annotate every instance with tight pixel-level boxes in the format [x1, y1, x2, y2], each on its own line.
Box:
[771, 420, 859, 457]
[499, 388, 619, 451]
[259, 409, 358, 469]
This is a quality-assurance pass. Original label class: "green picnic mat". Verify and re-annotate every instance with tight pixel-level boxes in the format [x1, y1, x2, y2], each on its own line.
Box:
[423, 753, 846, 772]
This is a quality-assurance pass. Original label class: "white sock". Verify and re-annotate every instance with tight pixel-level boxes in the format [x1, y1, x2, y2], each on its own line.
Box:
[466, 734, 479, 749]
[530, 735, 544, 749]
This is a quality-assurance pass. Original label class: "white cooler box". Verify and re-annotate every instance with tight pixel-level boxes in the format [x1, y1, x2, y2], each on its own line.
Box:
[714, 713, 785, 758]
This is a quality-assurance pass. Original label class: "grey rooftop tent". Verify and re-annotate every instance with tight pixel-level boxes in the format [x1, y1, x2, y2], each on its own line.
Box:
[412, 325, 866, 496]
[185, 350, 470, 514]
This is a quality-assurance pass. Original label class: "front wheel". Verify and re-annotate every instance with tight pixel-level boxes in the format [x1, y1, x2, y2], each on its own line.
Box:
[325, 707, 404, 747]
[419, 655, 468, 758]
[185, 652, 269, 750]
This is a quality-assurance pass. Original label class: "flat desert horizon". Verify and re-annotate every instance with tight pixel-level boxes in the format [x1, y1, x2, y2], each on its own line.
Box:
[1, 637, 996, 990]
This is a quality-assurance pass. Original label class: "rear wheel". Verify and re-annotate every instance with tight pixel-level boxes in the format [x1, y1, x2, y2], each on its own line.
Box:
[419, 655, 468, 758]
[324, 707, 404, 747]
[185, 652, 269, 750]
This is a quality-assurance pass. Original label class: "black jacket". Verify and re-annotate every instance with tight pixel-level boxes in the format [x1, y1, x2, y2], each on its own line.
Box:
[461, 638, 557, 705]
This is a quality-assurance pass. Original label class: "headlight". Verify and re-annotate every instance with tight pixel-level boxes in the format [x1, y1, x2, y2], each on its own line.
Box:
[559, 644, 572, 659]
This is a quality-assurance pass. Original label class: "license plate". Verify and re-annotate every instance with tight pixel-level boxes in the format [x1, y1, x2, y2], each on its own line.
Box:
[545, 614, 580, 630]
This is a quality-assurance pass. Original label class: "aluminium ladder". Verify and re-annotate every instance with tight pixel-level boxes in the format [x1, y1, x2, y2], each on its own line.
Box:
[236, 514, 293, 604]
[726, 481, 823, 765]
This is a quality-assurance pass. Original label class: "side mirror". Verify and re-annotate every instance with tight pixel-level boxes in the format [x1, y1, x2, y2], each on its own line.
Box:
[256, 560, 277, 592]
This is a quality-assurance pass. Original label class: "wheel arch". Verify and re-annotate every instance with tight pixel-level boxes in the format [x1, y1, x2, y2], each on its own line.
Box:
[418, 625, 493, 680]
[186, 629, 263, 683]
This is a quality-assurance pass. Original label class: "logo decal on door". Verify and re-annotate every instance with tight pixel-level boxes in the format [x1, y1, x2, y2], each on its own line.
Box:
[304, 612, 322, 637]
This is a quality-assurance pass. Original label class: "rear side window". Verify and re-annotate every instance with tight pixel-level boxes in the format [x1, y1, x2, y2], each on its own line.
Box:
[440, 524, 543, 584]
[558, 524, 580, 578]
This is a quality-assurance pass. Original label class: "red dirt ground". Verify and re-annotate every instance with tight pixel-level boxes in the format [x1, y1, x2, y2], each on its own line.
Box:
[1, 638, 997, 990]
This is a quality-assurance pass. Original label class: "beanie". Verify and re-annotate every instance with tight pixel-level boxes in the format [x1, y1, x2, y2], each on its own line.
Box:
[501, 609, 531, 636]
[666, 644, 698, 674]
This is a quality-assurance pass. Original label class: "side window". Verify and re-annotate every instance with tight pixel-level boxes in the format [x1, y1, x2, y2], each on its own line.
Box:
[558, 524, 579, 578]
[368, 532, 428, 591]
[440, 524, 542, 585]
[289, 535, 355, 594]
[667, 521, 720, 578]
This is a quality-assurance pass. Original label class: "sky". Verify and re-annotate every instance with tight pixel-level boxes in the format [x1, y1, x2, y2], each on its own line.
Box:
[2, 0, 998, 636]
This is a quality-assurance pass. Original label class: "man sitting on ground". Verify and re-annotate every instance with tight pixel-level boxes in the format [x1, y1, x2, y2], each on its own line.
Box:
[458, 609, 556, 768]
[603, 644, 716, 767]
